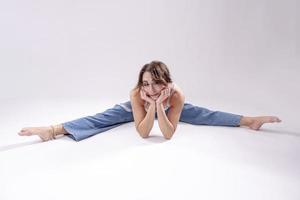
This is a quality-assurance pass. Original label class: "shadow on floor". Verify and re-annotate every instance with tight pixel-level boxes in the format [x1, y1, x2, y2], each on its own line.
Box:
[0, 135, 71, 152]
[258, 128, 300, 137]
[0, 140, 42, 152]
[145, 135, 169, 143]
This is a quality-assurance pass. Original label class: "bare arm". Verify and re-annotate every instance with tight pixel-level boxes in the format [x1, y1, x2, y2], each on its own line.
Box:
[156, 102, 174, 139]
[137, 102, 156, 138]
[130, 90, 155, 138]
[156, 93, 185, 139]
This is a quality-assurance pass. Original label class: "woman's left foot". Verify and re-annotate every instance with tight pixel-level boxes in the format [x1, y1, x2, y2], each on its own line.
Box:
[242, 116, 281, 130]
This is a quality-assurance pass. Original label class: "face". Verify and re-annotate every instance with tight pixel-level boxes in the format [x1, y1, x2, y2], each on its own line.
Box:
[141, 72, 166, 100]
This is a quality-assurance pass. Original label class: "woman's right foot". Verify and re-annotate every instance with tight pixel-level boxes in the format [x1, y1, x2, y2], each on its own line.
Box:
[18, 126, 55, 141]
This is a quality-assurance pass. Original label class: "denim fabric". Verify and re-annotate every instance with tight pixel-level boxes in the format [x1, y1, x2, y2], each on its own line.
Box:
[63, 101, 242, 141]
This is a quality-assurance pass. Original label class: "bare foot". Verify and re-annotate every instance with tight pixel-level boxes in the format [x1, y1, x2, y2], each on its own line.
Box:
[242, 116, 282, 130]
[18, 126, 55, 141]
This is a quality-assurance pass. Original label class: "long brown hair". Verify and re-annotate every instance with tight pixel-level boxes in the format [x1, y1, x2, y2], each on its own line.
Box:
[133, 60, 173, 91]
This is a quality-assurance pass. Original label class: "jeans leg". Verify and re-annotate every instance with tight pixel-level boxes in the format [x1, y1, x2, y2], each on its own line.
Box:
[179, 103, 242, 127]
[62, 102, 134, 141]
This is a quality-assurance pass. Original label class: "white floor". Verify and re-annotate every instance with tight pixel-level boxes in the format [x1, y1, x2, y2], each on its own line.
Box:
[0, 98, 299, 200]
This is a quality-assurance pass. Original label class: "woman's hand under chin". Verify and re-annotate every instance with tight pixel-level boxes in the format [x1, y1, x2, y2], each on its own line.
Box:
[140, 88, 156, 105]
[156, 87, 171, 105]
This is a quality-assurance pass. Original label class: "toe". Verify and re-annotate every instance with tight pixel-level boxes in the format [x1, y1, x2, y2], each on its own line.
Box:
[18, 131, 26, 136]
[19, 130, 32, 136]
[276, 117, 282, 122]
[270, 117, 281, 123]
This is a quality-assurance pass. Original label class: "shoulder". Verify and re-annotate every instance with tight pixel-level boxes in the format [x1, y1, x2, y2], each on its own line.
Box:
[130, 87, 144, 105]
[169, 83, 185, 106]
[130, 87, 141, 99]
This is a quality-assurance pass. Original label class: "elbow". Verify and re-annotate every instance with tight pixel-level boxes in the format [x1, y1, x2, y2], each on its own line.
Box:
[140, 134, 149, 139]
[136, 128, 150, 139]
[136, 123, 152, 139]
[163, 126, 176, 140]
[164, 136, 172, 140]
[163, 131, 174, 140]
[139, 132, 149, 139]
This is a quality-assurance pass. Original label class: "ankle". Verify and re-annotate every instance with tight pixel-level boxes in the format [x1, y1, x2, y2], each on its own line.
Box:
[49, 124, 67, 136]
[240, 116, 252, 127]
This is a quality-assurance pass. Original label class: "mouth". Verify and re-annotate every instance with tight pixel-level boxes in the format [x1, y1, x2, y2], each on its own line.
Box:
[150, 93, 159, 97]
[148, 94, 160, 99]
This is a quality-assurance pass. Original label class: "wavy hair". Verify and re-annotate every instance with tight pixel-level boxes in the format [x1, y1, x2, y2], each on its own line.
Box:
[133, 60, 173, 91]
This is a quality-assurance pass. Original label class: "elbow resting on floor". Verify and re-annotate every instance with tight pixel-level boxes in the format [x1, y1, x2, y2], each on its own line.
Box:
[139, 132, 149, 139]
[137, 129, 150, 139]
[164, 135, 173, 140]
[163, 132, 174, 140]
[140, 134, 149, 139]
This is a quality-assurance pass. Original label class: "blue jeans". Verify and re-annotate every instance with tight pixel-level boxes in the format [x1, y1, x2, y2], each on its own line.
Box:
[62, 101, 242, 141]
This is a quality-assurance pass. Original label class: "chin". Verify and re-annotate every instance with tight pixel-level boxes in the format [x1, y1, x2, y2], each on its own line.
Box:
[151, 97, 158, 100]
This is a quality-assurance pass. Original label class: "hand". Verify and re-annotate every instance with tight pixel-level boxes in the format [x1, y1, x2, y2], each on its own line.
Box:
[140, 88, 156, 105]
[156, 87, 171, 105]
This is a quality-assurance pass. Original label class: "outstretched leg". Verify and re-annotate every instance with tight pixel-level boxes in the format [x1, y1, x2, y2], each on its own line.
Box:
[179, 103, 281, 130]
[19, 102, 134, 142]
[179, 103, 242, 126]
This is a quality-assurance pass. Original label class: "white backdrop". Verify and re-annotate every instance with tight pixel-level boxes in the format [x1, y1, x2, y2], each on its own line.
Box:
[0, 0, 298, 100]
[1, 1, 300, 200]
[1, 0, 299, 129]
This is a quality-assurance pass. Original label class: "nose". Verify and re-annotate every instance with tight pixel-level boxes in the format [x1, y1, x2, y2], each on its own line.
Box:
[149, 85, 157, 94]
[149, 85, 155, 93]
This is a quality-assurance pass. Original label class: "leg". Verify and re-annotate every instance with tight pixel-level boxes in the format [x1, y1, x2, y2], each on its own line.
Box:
[179, 103, 242, 126]
[63, 103, 133, 141]
[19, 102, 134, 142]
[178, 102, 281, 130]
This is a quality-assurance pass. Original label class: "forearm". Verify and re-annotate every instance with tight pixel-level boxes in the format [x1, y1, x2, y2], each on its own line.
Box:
[138, 103, 156, 137]
[156, 103, 174, 139]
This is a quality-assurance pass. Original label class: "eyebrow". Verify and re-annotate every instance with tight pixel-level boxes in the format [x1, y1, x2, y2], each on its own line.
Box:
[143, 78, 161, 83]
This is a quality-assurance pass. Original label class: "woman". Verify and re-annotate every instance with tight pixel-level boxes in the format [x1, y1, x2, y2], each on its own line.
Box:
[18, 61, 281, 141]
